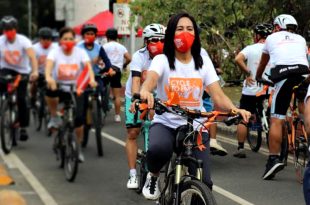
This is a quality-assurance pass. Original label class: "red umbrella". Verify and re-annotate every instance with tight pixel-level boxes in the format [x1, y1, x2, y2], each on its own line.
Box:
[73, 10, 114, 36]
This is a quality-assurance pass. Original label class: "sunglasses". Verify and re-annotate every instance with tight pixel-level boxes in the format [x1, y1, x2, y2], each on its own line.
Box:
[147, 37, 164, 43]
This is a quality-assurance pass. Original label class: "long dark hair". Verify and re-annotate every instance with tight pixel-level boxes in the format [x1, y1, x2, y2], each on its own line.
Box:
[163, 12, 203, 70]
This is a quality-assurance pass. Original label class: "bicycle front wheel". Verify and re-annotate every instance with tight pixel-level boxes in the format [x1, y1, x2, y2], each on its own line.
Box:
[0, 100, 16, 154]
[92, 100, 103, 157]
[246, 114, 262, 152]
[64, 132, 79, 182]
[180, 180, 217, 205]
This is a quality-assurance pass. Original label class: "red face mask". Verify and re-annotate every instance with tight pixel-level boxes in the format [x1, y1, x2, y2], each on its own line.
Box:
[147, 42, 164, 57]
[41, 41, 52, 49]
[84, 35, 96, 44]
[60, 41, 75, 52]
[174, 32, 195, 53]
[3, 29, 16, 41]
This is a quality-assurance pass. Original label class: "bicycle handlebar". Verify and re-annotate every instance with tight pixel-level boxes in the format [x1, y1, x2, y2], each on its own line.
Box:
[256, 78, 274, 87]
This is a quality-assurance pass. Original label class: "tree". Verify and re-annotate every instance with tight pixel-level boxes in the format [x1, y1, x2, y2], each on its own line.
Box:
[130, 0, 310, 80]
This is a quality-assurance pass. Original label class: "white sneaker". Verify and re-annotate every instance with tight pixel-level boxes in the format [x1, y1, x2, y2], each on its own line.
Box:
[127, 174, 138, 189]
[114, 115, 121, 122]
[78, 150, 85, 163]
[210, 138, 228, 156]
[142, 173, 160, 200]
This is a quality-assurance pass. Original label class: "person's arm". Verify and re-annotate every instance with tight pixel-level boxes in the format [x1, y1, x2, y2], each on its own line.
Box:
[132, 73, 141, 95]
[140, 71, 159, 108]
[208, 81, 251, 122]
[99, 47, 112, 73]
[123, 52, 131, 69]
[235, 52, 255, 86]
[45, 59, 56, 90]
[85, 61, 96, 87]
[26, 47, 39, 81]
[256, 53, 270, 80]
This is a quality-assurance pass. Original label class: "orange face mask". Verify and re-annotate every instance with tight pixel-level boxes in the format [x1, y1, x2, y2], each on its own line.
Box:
[60, 41, 75, 52]
[174, 32, 195, 53]
[3, 29, 16, 41]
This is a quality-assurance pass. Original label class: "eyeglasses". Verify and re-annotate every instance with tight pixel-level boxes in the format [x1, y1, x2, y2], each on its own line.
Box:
[147, 37, 164, 43]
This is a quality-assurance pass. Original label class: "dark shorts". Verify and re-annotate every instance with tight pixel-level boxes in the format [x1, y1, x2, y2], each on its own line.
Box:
[45, 88, 85, 127]
[108, 71, 122, 88]
[239, 94, 264, 115]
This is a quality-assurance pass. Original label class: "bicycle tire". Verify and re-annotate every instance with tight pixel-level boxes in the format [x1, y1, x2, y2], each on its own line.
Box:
[136, 152, 147, 194]
[64, 132, 79, 182]
[0, 100, 15, 154]
[246, 113, 262, 152]
[82, 124, 90, 148]
[180, 180, 217, 205]
[92, 99, 103, 157]
[36, 93, 45, 131]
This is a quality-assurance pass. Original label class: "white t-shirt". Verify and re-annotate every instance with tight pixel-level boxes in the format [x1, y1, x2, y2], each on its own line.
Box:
[0, 34, 32, 74]
[262, 31, 308, 66]
[241, 43, 272, 96]
[125, 48, 152, 98]
[47, 46, 90, 86]
[150, 54, 219, 129]
[33, 42, 58, 74]
[103, 41, 128, 71]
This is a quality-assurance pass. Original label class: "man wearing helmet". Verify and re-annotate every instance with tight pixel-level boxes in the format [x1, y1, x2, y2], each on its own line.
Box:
[77, 23, 113, 123]
[31, 27, 57, 107]
[124, 23, 165, 189]
[256, 14, 309, 180]
[234, 23, 273, 158]
[103, 28, 131, 123]
[0, 16, 39, 141]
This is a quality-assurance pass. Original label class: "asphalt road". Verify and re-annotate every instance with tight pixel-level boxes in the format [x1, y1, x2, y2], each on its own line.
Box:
[0, 111, 306, 205]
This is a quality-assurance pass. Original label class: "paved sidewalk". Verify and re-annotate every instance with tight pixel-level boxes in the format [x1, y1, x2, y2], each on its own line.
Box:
[0, 153, 43, 205]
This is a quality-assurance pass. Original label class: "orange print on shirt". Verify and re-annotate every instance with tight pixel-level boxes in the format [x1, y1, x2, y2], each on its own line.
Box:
[4, 50, 22, 65]
[57, 64, 79, 81]
[166, 77, 203, 107]
[38, 55, 47, 67]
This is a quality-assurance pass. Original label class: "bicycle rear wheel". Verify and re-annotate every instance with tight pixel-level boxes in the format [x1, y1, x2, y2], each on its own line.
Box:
[246, 114, 262, 152]
[0, 100, 16, 154]
[92, 100, 103, 157]
[64, 132, 79, 182]
[180, 180, 217, 205]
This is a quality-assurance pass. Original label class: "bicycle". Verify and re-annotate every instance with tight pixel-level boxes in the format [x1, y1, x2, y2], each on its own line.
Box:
[53, 83, 80, 182]
[0, 74, 27, 154]
[82, 74, 110, 156]
[133, 93, 241, 205]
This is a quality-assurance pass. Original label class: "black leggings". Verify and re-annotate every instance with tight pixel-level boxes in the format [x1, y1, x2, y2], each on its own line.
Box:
[0, 69, 29, 128]
[146, 123, 213, 189]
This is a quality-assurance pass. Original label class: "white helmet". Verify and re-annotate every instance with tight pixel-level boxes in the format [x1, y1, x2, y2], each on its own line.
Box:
[142, 24, 165, 39]
[273, 14, 298, 30]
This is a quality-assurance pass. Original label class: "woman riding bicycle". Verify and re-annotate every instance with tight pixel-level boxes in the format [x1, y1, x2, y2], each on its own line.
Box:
[138, 12, 251, 200]
[45, 27, 97, 162]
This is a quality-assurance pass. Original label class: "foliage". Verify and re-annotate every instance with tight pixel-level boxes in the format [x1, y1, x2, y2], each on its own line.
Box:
[130, 0, 310, 80]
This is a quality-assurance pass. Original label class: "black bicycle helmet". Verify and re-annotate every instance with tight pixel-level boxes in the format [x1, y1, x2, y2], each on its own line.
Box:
[38, 27, 53, 39]
[106, 28, 118, 40]
[81, 23, 98, 36]
[1, 16, 18, 30]
[254, 23, 273, 38]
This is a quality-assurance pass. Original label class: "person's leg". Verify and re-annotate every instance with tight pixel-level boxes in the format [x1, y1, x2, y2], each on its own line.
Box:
[45, 89, 60, 129]
[143, 123, 175, 200]
[74, 93, 86, 162]
[263, 77, 303, 180]
[110, 72, 122, 122]
[124, 96, 142, 189]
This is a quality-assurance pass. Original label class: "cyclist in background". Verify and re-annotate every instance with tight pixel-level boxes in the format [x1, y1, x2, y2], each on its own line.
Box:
[0, 16, 39, 141]
[234, 23, 273, 158]
[31, 27, 57, 107]
[139, 12, 251, 200]
[104, 28, 131, 122]
[124, 24, 165, 189]
[256, 14, 309, 180]
[45, 27, 97, 162]
[77, 23, 113, 120]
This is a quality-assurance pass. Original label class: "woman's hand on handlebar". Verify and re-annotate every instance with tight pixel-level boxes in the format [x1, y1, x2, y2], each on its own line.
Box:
[140, 89, 154, 109]
[235, 108, 251, 123]
[46, 77, 57, 91]
[89, 79, 97, 88]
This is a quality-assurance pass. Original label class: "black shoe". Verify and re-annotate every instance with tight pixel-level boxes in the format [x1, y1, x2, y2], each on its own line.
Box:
[262, 156, 285, 180]
[19, 129, 29, 141]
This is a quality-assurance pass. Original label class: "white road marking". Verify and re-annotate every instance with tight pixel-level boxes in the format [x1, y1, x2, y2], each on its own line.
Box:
[100, 130, 255, 205]
[0, 152, 58, 205]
